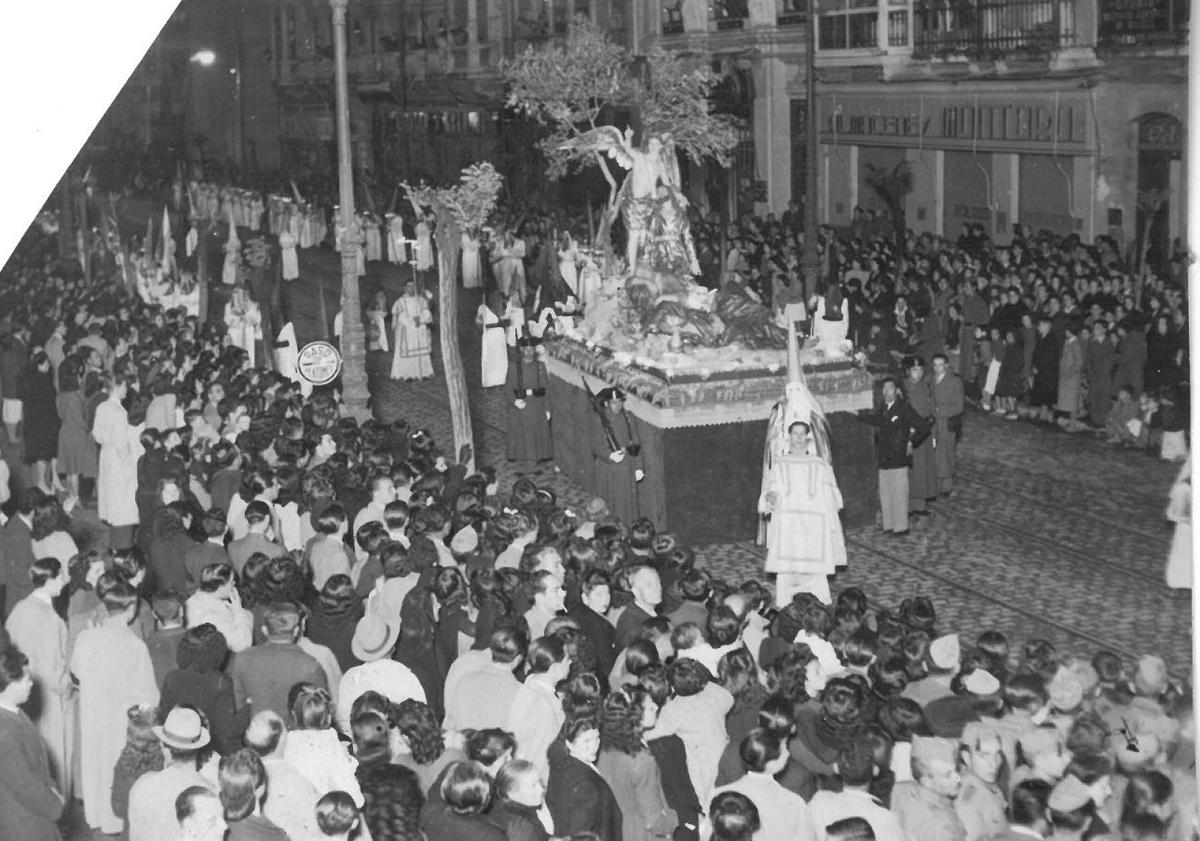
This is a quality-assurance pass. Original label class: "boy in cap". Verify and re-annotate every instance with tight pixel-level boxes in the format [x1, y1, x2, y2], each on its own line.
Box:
[902, 632, 959, 707]
[890, 735, 967, 841]
[1047, 775, 1097, 840]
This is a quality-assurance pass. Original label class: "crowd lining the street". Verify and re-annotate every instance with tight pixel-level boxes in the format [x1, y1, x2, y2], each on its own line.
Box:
[0, 179, 1192, 841]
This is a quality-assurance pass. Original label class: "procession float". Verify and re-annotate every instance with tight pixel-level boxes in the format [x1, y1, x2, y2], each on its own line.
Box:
[540, 127, 876, 542]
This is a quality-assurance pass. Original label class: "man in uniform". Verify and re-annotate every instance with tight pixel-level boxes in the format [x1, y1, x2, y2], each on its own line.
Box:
[956, 722, 1007, 841]
[930, 353, 965, 497]
[891, 735, 967, 841]
[588, 387, 644, 525]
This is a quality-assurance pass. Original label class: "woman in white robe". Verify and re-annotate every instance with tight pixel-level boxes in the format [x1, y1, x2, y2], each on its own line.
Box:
[92, 380, 143, 535]
[758, 420, 846, 605]
[390, 280, 434, 380]
[477, 290, 509, 388]
[5, 559, 76, 798]
[462, 230, 482, 288]
[224, 287, 263, 367]
[414, 216, 434, 272]
[70, 596, 159, 835]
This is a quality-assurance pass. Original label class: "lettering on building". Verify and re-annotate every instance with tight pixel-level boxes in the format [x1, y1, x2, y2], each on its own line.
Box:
[818, 93, 1092, 153]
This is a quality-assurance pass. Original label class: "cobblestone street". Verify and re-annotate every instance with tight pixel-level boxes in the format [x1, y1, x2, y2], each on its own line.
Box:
[324, 255, 1191, 678]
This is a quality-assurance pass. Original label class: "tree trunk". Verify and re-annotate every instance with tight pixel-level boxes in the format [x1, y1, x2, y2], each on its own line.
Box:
[436, 217, 476, 474]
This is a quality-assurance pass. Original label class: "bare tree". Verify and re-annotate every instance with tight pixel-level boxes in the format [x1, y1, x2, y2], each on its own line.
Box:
[403, 163, 503, 473]
[501, 17, 737, 268]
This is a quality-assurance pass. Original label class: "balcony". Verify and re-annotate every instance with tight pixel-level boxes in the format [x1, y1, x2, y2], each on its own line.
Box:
[777, 0, 808, 26]
[662, 1, 685, 34]
[711, 0, 750, 29]
[1096, 0, 1188, 47]
[912, 0, 1077, 59]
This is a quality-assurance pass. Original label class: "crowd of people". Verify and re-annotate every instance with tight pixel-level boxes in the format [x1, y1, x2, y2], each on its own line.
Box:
[0, 179, 1193, 841]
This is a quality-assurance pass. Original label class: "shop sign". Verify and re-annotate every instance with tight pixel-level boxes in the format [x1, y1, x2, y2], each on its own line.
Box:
[819, 92, 1093, 154]
[1098, 0, 1176, 42]
[281, 109, 334, 142]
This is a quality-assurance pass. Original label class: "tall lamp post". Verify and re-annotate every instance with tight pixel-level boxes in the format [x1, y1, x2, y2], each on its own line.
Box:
[801, 0, 821, 309]
[331, 0, 370, 420]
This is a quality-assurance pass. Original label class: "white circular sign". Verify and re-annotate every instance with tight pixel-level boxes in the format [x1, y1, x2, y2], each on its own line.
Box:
[297, 341, 343, 385]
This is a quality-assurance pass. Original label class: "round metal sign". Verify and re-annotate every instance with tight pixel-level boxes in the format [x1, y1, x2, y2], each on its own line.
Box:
[297, 341, 343, 385]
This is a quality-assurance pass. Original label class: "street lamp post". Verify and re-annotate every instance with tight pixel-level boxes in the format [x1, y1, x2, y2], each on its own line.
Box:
[801, 0, 821, 311]
[330, 0, 370, 420]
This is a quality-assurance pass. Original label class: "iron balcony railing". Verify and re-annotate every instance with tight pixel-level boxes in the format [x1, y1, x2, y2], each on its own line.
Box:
[912, 0, 1077, 58]
[1096, 0, 1188, 46]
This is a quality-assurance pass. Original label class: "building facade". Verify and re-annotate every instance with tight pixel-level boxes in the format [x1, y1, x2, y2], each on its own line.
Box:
[641, 0, 1187, 255]
[266, 0, 639, 195]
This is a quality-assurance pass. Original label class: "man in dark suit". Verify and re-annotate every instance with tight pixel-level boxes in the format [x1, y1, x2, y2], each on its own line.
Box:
[0, 644, 65, 841]
[226, 501, 287, 575]
[1, 488, 45, 619]
[567, 569, 616, 686]
[230, 602, 326, 721]
[857, 378, 930, 537]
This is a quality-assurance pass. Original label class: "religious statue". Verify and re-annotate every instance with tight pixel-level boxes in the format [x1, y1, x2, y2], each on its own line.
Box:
[561, 125, 787, 351]
[560, 127, 699, 286]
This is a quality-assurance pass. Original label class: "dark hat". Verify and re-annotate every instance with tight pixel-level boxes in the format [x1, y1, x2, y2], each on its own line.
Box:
[923, 694, 981, 739]
[823, 284, 845, 321]
[596, 387, 625, 403]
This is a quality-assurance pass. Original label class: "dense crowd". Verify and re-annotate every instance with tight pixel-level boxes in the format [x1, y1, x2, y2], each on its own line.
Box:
[0, 195, 1193, 841]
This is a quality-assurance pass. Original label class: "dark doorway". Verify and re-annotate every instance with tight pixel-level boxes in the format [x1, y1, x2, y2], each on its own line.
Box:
[1135, 113, 1182, 274]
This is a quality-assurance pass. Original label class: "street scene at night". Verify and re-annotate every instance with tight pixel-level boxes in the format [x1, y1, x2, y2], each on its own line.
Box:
[0, 1, 1194, 840]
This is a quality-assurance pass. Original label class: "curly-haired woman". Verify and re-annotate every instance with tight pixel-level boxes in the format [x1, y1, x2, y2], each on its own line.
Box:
[596, 686, 677, 841]
[159, 623, 246, 754]
[394, 698, 465, 794]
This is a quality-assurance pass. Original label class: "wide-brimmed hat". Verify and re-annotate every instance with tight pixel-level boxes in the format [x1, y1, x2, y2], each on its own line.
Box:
[351, 613, 400, 663]
[153, 706, 211, 751]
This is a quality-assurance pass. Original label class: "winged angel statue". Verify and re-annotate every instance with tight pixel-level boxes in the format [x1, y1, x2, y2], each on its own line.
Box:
[561, 127, 786, 350]
[560, 127, 700, 283]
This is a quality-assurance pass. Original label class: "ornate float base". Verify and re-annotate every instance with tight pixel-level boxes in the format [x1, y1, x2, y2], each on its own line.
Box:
[545, 337, 879, 544]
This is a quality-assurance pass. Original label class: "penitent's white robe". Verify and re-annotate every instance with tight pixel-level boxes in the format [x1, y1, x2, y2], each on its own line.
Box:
[759, 452, 846, 605]
[462, 233, 482, 288]
[478, 304, 509, 388]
